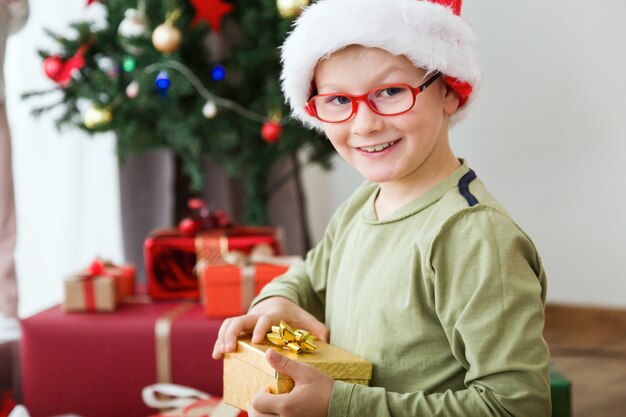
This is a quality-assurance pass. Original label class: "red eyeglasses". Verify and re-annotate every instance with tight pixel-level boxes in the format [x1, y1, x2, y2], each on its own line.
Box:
[305, 72, 441, 123]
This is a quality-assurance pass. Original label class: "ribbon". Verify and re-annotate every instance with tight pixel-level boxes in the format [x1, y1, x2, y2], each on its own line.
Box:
[80, 259, 107, 311]
[222, 245, 301, 311]
[143, 383, 242, 417]
[266, 321, 317, 353]
[155, 303, 196, 384]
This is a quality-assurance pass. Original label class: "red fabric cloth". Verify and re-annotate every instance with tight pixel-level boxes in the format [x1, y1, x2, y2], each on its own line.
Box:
[0, 390, 16, 417]
[21, 303, 224, 417]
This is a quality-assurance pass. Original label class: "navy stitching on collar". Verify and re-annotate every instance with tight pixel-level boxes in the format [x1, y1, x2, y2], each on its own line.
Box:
[458, 169, 479, 207]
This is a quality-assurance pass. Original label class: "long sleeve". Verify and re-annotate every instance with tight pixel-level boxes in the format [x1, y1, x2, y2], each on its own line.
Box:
[327, 206, 551, 417]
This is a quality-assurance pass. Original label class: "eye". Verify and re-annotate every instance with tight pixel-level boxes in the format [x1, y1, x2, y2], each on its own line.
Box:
[376, 86, 408, 98]
[325, 95, 352, 106]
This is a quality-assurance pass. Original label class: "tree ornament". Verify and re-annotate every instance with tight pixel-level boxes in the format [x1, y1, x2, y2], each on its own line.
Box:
[96, 55, 118, 78]
[202, 99, 218, 118]
[42, 43, 90, 87]
[189, 0, 234, 32]
[261, 120, 283, 143]
[155, 70, 171, 91]
[276, 0, 309, 18]
[117, 8, 149, 53]
[43, 56, 64, 81]
[84, 106, 113, 129]
[126, 81, 139, 99]
[122, 56, 136, 72]
[210, 65, 226, 81]
[152, 9, 183, 54]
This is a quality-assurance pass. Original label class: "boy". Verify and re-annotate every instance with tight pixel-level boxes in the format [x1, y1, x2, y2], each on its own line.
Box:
[213, 0, 551, 416]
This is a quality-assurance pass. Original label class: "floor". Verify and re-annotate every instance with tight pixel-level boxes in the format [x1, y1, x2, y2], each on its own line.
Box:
[544, 304, 626, 417]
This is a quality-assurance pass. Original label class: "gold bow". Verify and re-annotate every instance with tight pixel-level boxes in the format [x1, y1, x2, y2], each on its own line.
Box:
[266, 321, 318, 353]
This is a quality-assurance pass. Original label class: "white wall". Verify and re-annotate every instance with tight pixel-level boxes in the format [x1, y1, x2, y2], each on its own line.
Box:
[303, 0, 626, 308]
[6, 0, 122, 317]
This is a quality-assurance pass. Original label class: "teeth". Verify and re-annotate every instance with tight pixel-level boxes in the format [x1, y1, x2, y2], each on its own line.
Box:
[360, 140, 395, 153]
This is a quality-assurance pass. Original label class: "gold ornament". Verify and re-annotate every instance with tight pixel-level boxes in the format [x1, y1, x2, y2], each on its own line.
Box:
[152, 22, 182, 53]
[276, 0, 309, 18]
[84, 106, 113, 129]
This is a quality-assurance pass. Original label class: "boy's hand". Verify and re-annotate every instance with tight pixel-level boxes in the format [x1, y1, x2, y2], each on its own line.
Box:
[248, 349, 334, 417]
[211, 296, 328, 360]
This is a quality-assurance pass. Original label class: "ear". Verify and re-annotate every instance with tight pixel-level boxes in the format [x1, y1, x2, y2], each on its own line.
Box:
[442, 84, 461, 116]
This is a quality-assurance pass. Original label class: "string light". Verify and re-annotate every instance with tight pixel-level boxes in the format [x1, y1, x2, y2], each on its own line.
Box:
[155, 70, 170, 91]
[210, 65, 226, 81]
[122, 56, 137, 72]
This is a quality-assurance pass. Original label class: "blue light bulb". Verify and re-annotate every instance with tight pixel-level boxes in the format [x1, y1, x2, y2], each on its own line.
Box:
[211, 65, 226, 81]
[155, 70, 170, 91]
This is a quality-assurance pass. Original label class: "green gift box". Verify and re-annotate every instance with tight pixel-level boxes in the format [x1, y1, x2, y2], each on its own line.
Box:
[550, 365, 572, 417]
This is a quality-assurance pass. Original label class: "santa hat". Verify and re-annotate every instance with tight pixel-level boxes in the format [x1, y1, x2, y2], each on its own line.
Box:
[280, 0, 481, 131]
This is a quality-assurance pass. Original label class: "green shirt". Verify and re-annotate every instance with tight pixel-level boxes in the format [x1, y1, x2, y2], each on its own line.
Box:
[253, 162, 551, 417]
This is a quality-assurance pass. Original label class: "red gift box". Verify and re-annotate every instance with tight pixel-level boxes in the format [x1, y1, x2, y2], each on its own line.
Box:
[200, 263, 288, 318]
[21, 303, 224, 417]
[145, 226, 284, 301]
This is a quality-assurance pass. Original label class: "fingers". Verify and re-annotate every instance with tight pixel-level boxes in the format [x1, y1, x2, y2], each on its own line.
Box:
[212, 314, 258, 360]
[304, 317, 329, 343]
[251, 387, 284, 416]
[252, 314, 274, 344]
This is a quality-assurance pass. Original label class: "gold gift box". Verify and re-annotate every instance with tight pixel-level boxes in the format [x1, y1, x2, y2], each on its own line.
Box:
[223, 336, 372, 410]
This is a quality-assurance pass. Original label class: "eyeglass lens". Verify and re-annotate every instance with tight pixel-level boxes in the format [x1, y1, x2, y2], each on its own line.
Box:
[312, 85, 414, 122]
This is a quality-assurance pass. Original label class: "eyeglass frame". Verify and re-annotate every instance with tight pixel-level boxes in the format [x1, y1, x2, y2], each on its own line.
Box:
[304, 72, 442, 123]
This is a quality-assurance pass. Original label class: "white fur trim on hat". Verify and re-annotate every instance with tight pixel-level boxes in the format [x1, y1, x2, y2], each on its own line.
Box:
[280, 0, 481, 131]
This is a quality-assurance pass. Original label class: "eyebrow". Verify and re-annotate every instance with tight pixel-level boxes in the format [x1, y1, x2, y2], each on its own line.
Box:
[316, 67, 422, 92]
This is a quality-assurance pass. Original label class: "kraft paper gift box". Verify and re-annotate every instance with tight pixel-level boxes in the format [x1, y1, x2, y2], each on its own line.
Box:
[63, 259, 136, 312]
[145, 226, 284, 302]
[20, 302, 224, 417]
[223, 336, 372, 410]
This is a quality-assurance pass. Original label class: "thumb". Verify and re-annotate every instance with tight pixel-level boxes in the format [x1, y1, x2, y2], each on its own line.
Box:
[265, 348, 311, 384]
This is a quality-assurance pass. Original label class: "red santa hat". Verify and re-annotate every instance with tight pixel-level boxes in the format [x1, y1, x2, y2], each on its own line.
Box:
[280, 0, 481, 130]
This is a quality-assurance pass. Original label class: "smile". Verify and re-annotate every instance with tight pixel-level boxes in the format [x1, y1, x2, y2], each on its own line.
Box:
[358, 140, 397, 153]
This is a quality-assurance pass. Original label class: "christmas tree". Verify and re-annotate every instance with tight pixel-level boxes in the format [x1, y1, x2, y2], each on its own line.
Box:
[23, 0, 333, 225]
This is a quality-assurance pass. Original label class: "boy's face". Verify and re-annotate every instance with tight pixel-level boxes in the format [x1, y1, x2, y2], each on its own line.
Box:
[313, 46, 460, 187]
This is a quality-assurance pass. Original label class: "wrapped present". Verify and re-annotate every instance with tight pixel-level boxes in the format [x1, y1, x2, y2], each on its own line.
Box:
[550, 364, 572, 417]
[143, 384, 245, 417]
[145, 200, 284, 301]
[199, 245, 301, 318]
[223, 332, 372, 410]
[21, 302, 224, 417]
[63, 259, 136, 312]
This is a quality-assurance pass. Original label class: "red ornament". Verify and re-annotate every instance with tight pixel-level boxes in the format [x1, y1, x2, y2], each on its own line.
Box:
[261, 121, 283, 143]
[86, 0, 98, 5]
[42, 43, 90, 87]
[179, 217, 200, 236]
[189, 0, 235, 32]
[43, 56, 64, 80]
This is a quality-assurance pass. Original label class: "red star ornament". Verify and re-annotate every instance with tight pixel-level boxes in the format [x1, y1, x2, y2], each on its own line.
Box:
[189, 0, 235, 32]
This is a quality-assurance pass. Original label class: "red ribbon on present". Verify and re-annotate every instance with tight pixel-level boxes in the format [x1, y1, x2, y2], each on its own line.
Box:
[82, 259, 107, 310]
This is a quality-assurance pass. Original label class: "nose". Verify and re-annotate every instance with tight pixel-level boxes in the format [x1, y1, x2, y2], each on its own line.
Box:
[350, 99, 384, 136]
